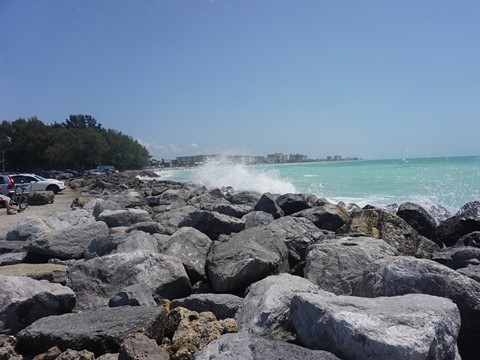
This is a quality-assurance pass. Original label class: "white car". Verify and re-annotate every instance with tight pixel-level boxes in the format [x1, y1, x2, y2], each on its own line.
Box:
[11, 173, 66, 194]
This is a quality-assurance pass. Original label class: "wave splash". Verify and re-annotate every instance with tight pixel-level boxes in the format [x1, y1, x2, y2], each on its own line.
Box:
[190, 157, 297, 195]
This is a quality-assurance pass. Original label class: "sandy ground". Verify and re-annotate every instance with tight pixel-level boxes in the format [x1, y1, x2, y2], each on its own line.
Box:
[0, 187, 93, 240]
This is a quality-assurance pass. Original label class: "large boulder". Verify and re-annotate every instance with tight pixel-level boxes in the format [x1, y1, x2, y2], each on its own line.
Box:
[6, 216, 52, 241]
[206, 227, 289, 294]
[84, 230, 159, 259]
[242, 211, 275, 229]
[267, 216, 335, 265]
[67, 250, 191, 310]
[159, 227, 212, 284]
[432, 246, 480, 270]
[27, 191, 55, 205]
[354, 256, 480, 360]
[171, 293, 243, 320]
[235, 274, 332, 342]
[118, 332, 169, 360]
[16, 306, 166, 357]
[291, 292, 461, 360]
[188, 193, 251, 218]
[396, 202, 438, 241]
[254, 193, 284, 219]
[195, 332, 341, 360]
[226, 191, 262, 207]
[338, 208, 440, 258]
[304, 236, 398, 295]
[97, 209, 152, 228]
[292, 203, 349, 232]
[179, 210, 246, 240]
[454, 231, 480, 247]
[154, 205, 199, 235]
[24, 221, 109, 260]
[275, 193, 323, 216]
[0, 275, 75, 334]
[437, 201, 480, 247]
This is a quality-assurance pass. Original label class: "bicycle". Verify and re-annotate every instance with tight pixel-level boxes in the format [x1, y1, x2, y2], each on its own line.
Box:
[9, 186, 30, 213]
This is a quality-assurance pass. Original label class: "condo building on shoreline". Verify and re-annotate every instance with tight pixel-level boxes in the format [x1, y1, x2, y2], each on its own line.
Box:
[151, 153, 360, 167]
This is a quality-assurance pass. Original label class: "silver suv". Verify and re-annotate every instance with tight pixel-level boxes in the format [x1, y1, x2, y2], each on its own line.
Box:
[0, 174, 15, 196]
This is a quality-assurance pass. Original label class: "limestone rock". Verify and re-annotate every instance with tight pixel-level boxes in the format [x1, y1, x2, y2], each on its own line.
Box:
[338, 208, 440, 258]
[67, 250, 191, 310]
[16, 306, 166, 357]
[0, 274, 75, 334]
[206, 226, 289, 294]
[25, 221, 109, 260]
[235, 274, 332, 342]
[159, 227, 212, 284]
[291, 292, 461, 360]
[195, 332, 340, 360]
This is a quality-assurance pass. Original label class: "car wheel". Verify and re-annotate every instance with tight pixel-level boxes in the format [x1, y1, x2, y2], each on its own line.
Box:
[47, 185, 60, 194]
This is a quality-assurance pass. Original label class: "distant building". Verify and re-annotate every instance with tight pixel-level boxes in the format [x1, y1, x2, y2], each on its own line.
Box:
[289, 153, 308, 163]
[267, 153, 288, 164]
[333, 155, 342, 161]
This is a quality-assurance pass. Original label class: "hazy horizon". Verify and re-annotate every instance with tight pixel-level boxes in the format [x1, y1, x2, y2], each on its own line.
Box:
[1, 0, 479, 161]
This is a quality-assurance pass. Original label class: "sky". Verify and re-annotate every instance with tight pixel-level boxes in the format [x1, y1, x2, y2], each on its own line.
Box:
[1, 0, 479, 161]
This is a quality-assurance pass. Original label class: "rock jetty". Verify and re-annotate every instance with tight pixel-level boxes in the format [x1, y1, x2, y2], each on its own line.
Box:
[1, 171, 480, 359]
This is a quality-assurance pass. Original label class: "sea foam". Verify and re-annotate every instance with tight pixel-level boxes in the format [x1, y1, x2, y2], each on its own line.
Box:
[189, 158, 297, 195]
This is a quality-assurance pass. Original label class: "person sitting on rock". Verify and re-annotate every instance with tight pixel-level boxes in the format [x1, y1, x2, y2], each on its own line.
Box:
[0, 193, 17, 215]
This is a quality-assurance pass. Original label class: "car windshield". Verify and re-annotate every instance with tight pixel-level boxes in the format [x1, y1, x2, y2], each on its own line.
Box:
[35, 175, 47, 181]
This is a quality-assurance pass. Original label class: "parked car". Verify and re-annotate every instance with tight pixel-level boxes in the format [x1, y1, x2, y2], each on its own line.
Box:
[10, 173, 66, 194]
[0, 174, 15, 196]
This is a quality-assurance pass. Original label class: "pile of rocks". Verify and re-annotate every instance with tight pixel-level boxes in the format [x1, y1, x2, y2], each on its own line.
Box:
[1, 172, 480, 359]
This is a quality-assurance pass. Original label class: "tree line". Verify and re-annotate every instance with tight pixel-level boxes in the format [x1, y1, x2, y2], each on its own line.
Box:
[0, 115, 150, 172]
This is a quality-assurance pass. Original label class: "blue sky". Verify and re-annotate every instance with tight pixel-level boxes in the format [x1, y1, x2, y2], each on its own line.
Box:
[1, 0, 479, 160]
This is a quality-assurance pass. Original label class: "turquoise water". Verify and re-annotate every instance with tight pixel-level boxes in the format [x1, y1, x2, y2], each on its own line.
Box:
[155, 156, 480, 214]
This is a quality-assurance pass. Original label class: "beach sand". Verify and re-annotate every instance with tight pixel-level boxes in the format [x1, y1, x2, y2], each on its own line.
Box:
[0, 187, 93, 240]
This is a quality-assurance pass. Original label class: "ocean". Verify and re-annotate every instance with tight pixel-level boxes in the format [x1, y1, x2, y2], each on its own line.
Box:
[154, 156, 480, 218]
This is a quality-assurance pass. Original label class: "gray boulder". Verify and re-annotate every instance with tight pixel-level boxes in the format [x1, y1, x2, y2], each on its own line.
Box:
[179, 210, 246, 240]
[85, 230, 159, 259]
[338, 208, 440, 258]
[457, 264, 480, 282]
[432, 246, 480, 270]
[206, 226, 289, 294]
[67, 250, 191, 310]
[92, 199, 123, 219]
[119, 332, 169, 360]
[304, 236, 398, 295]
[25, 221, 109, 260]
[16, 306, 166, 357]
[267, 216, 334, 264]
[235, 274, 332, 341]
[436, 201, 480, 247]
[291, 292, 461, 360]
[188, 193, 250, 218]
[0, 275, 75, 334]
[275, 193, 324, 216]
[154, 205, 199, 235]
[108, 283, 157, 307]
[0, 252, 26, 266]
[254, 193, 284, 219]
[97, 209, 152, 228]
[27, 191, 55, 205]
[354, 256, 480, 360]
[397, 202, 438, 241]
[171, 293, 243, 320]
[159, 227, 212, 283]
[43, 209, 96, 231]
[125, 221, 162, 234]
[455, 231, 480, 247]
[195, 332, 340, 360]
[242, 211, 275, 229]
[292, 203, 349, 231]
[226, 191, 262, 206]
[5, 216, 51, 241]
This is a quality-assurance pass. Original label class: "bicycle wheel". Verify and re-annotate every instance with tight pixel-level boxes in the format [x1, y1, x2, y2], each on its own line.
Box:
[17, 195, 28, 212]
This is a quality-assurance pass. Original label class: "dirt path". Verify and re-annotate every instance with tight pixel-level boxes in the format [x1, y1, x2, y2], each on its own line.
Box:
[0, 187, 93, 240]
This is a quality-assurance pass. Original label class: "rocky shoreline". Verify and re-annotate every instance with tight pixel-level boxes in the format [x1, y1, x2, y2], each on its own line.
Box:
[1, 171, 480, 359]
